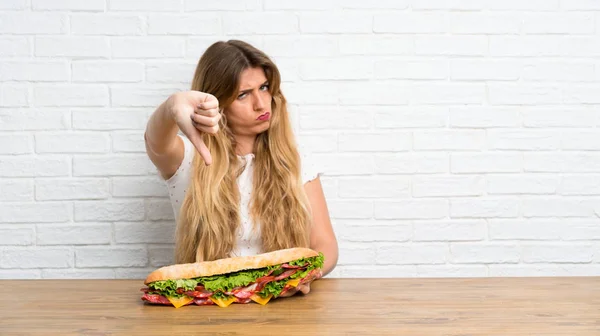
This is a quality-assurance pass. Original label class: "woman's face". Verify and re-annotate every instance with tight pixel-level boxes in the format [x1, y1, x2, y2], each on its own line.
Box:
[224, 67, 272, 137]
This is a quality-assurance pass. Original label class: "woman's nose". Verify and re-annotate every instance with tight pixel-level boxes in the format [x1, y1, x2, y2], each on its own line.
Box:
[254, 94, 266, 110]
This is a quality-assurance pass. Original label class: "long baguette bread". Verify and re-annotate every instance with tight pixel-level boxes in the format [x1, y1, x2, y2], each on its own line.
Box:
[144, 247, 319, 284]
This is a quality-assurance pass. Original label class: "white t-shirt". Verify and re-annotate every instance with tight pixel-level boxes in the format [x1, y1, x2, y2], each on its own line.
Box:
[165, 134, 321, 258]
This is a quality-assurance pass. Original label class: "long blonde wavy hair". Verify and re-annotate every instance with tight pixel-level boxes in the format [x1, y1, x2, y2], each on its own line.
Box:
[175, 40, 313, 263]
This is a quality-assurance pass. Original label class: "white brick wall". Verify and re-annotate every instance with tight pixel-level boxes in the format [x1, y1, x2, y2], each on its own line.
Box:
[1, 0, 599, 280]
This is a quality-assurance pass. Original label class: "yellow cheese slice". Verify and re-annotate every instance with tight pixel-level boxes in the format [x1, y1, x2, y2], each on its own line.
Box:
[250, 294, 273, 305]
[209, 296, 237, 308]
[286, 278, 301, 287]
[167, 296, 194, 308]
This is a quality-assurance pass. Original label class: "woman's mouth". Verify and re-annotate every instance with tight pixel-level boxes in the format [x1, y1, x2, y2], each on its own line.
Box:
[257, 112, 270, 121]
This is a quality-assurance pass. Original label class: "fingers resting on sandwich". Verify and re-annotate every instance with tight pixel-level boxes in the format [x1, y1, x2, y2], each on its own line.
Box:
[278, 283, 311, 297]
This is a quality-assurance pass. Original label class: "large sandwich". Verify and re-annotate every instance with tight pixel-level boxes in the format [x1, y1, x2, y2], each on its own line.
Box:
[140, 247, 324, 308]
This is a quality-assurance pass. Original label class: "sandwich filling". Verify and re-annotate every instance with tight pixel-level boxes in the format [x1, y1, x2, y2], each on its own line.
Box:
[141, 252, 324, 307]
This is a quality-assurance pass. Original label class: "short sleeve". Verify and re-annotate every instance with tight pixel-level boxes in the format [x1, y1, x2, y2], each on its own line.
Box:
[301, 151, 322, 184]
[165, 134, 194, 219]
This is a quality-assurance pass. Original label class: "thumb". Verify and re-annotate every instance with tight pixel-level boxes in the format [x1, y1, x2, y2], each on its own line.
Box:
[201, 91, 218, 104]
[185, 126, 212, 166]
[299, 284, 311, 294]
[188, 90, 218, 107]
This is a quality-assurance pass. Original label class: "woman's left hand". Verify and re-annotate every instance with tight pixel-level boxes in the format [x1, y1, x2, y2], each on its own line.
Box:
[278, 283, 311, 297]
[298, 283, 311, 294]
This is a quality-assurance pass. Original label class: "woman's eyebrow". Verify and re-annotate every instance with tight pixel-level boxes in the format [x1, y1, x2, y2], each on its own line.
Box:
[239, 80, 269, 94]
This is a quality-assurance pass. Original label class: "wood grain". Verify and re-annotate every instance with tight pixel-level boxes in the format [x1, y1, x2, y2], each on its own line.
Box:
[1, 277, 599, 335]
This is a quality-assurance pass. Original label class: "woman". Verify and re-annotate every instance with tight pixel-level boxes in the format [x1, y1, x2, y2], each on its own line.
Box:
[144, 40, 338, 295]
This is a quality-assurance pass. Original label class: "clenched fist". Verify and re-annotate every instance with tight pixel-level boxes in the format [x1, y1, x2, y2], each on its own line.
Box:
[167, 91, 221, 166]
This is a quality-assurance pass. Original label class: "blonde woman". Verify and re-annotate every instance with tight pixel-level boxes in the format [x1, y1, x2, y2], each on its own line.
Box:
[144, 40, 338, 295]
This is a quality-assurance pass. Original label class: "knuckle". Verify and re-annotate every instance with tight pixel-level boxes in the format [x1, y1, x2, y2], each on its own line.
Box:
[206, 125, 219, 134]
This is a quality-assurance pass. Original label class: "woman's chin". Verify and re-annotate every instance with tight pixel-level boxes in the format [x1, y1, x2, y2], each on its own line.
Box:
[255, 122, 271, 134]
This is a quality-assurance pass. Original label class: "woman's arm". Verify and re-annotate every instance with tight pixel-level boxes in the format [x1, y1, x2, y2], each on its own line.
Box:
[278, 176, 337, 298]
[144, 99, 184, 180]
[145, 91, 221, 178]
[305, 176, 338, 277]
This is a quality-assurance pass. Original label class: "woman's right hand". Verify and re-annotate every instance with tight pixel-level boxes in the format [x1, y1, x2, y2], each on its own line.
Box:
[167, 91, 221, 166]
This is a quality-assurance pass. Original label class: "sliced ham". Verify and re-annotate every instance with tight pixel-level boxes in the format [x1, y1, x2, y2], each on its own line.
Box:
[194, 298, 215, 305]
[184, 290, 213, 298]
[282, 263, 306, 269]
[274, 269, 297, 281]
[224, 283, 258, 299]
[256, 275, 275, 285]
[299, 269, 322, 285]
[141, 294, 172, 305]
[233, 291, 253, 299]
[254, 275, 275, 291]
[234, 283, 258, 299]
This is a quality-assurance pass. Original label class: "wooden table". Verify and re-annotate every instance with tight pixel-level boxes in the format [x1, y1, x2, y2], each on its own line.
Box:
[1, 277, 599, 335]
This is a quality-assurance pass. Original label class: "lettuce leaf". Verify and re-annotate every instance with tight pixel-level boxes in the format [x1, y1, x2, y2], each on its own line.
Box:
[199, 267, 275, 292]
[260, 280, 287, 297]
[288, 253, 322, 267]
[148, 278, 197, 298]
[290, 252, 324, 271]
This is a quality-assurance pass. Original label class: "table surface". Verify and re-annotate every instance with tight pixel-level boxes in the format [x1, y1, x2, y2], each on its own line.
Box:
[0, 277, 599, 335]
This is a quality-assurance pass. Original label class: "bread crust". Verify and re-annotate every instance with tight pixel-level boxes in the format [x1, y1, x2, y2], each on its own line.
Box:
[144, 247, 319, 284]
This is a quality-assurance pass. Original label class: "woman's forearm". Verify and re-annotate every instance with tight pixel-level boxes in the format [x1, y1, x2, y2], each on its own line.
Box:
[145, 99, 179, 155]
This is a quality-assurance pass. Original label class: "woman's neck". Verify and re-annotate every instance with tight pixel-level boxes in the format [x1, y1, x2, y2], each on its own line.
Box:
[234, 134, 257, 156]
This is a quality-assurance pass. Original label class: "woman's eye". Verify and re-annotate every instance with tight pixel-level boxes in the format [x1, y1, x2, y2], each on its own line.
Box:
[238, 85, 268, 99]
